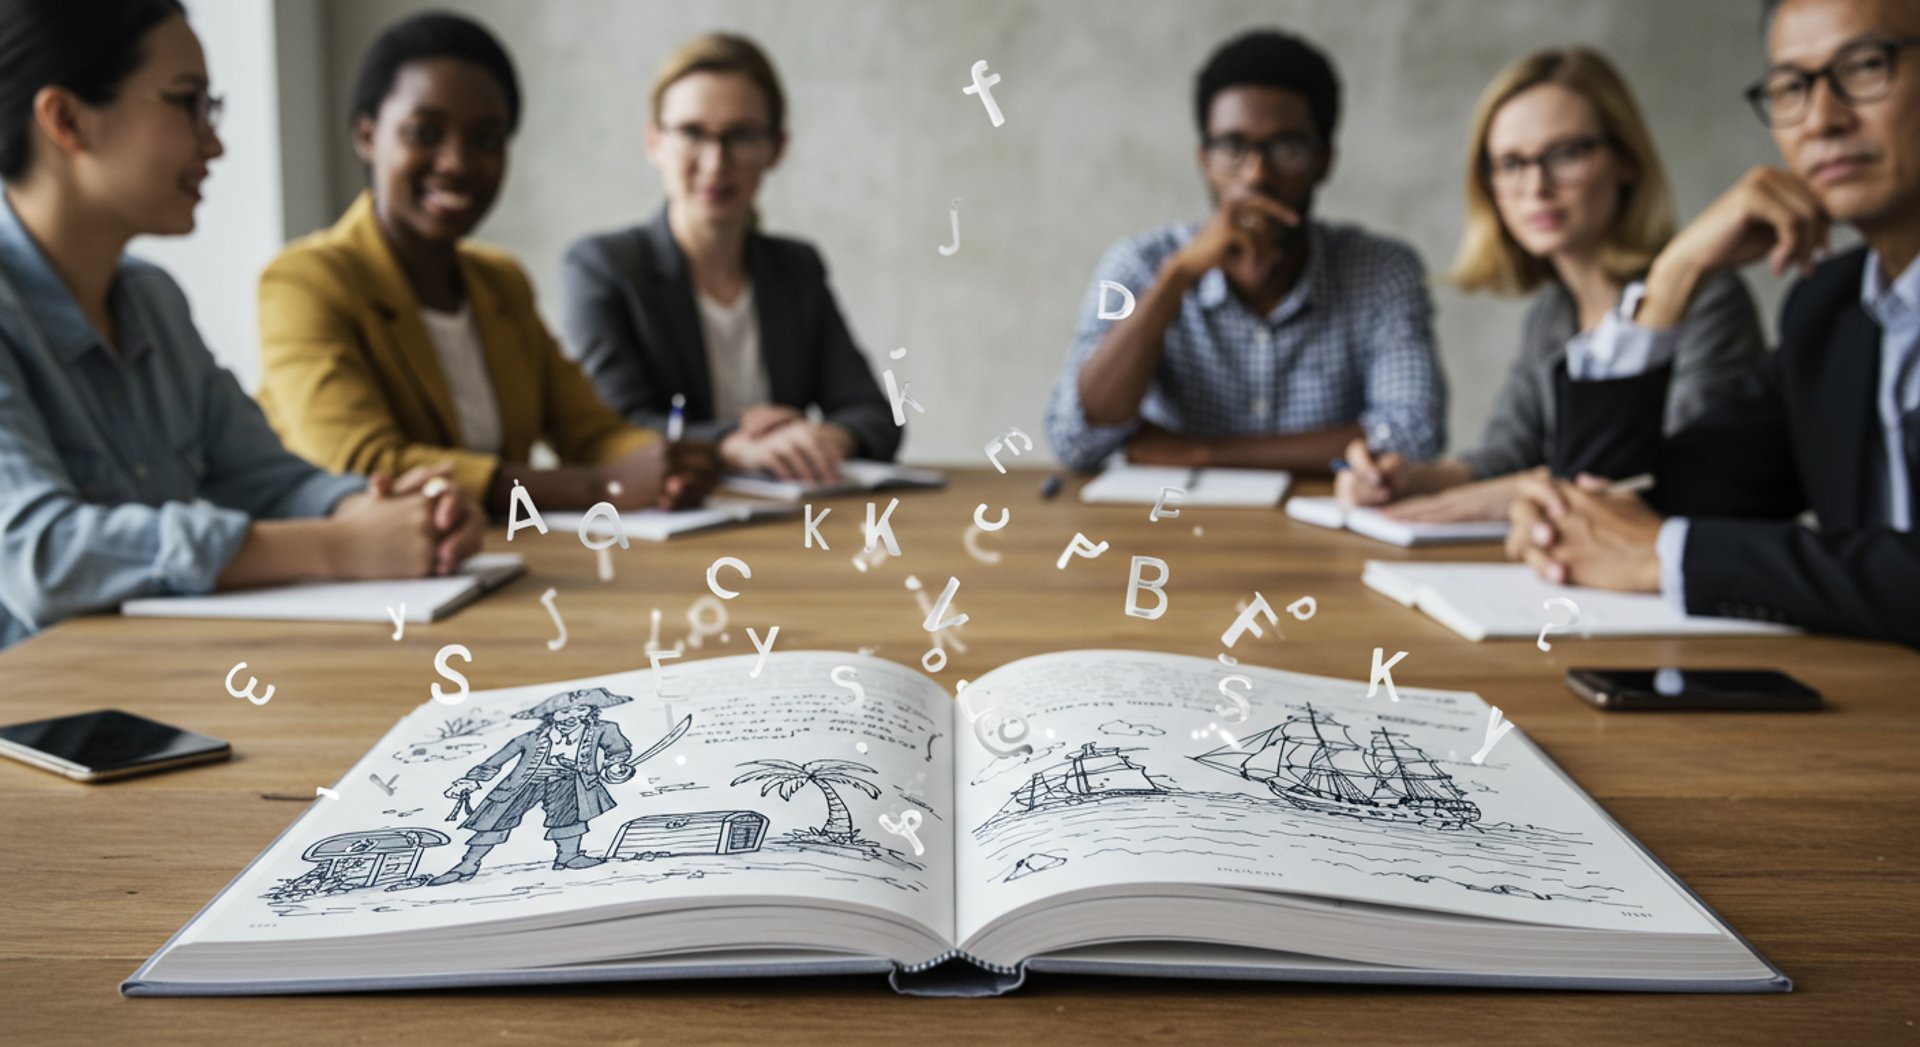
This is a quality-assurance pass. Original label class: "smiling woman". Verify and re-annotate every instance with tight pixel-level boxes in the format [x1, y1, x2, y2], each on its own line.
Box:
[254, 12, 717, 518]
[0, 0, 481, 651]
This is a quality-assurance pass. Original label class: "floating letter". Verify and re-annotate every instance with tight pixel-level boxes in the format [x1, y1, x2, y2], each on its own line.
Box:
[883, 370, 924, 427]
[431, 645, 471, 705]
[1097, 280, 1137, 320]
[747, 626, 780, 678]
[1149, 486, 1184, 522]
[1367, 648, 1408, 702]
[706, 556, 751, 599]
[1471, 706, 1517, 764]
[1055, 532, 1109, 570]
[506, 479, 547, 540]
[804, 504, 831, 550]
[1126, 556, 1169, 620]
[864, 498, 901, 555]
[540, 588, 567, 651]
[224, 662, 275, 706]
[1220, 593, 1281, 648]
[921, 576, 971, 633]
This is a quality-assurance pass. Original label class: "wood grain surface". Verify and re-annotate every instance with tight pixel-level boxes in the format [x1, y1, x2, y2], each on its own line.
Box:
[3, 469, 1915, 1045]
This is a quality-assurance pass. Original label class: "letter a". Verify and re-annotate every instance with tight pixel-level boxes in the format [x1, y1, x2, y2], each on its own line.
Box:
[506, 479, 547, 541]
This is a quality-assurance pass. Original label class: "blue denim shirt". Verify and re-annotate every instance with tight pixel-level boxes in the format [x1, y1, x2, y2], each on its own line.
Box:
[0, 195, 363, 648]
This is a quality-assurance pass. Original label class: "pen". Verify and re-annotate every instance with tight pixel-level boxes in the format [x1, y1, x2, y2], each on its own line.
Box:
[1603, 473, 1655, 496]
[1327, 458, 1348, 474]
[666, 393, 685, 443]
[1039, 474, 1062, 499]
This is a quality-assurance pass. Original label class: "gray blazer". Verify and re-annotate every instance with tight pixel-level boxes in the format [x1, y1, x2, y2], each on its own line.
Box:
[1455, 270, 1765, 479]
[559, 209, 900, 460]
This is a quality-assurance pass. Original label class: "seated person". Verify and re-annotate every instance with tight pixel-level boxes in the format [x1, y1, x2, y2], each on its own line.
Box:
[0, 0, 477, 649]
[1508, 0, 1920, 648]
[257, 12, 712, 516]
[561, 32, 897, 486]
[1046, 29, 1446, 474]
[1338, 48, 1765, 520]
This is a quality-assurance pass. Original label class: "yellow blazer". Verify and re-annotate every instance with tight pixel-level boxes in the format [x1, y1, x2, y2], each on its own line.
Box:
[257, 192, 654, 499]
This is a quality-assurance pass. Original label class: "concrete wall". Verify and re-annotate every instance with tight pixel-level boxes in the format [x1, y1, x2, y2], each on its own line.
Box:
[183, 0, 1798, 463]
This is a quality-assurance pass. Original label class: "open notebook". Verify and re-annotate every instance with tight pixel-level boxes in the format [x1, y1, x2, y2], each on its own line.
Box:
[1080, 465, 1292, 507]
[720, 460, 946, 501]
[124, 650, 1785, 998]
[546, 501, 797, 543]
[120, 553, 524, 625]
[1286, 496, 1508, 547]
[1362, 561, 1798, 641]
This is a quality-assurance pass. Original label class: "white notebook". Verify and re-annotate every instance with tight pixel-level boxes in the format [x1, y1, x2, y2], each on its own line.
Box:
[1361, 561, 1797, 641]
[1080, 465, 1291, 507]
[719, 459, 946, 501]
[1286, 496, 1508, 547]
[546, 501, 797, 543]
[120, 553, 525, 625]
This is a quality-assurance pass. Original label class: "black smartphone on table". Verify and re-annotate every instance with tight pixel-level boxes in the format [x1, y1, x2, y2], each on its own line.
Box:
[0, 709, 230, 781]
[1565, 668, 1823, 711]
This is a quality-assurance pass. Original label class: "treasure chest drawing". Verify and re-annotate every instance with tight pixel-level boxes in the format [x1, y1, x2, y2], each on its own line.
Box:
[609, 810, 767, 858]
[300, 828, 451, 889]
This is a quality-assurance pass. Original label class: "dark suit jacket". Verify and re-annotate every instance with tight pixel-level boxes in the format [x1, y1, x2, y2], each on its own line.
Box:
[559, 209, 900, 460]
[1551, 247, 1920, 646]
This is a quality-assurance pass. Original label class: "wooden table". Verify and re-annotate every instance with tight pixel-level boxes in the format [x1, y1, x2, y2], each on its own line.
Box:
[4, 469, 1915, 1044]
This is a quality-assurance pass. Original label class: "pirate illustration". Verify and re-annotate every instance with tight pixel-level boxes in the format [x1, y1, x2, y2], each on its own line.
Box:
[428, 687, 687, 886]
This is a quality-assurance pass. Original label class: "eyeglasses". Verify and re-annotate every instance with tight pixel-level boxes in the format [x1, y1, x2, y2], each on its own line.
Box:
[1201, 132, 1324, 176]
[138, 88, 224, 137]
[1484, 135, 1608, 198]
[662, 124, 778, 164]
[1745, 37, 1920, 127]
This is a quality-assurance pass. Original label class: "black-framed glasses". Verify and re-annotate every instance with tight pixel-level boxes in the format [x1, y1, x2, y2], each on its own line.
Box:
[663, 124, 778, 163]
[1745, 36, 1920, 127]
[139, 88, 224, 137]
[1201, 131, 1324, 175]
[1484, 135, 1610, 197]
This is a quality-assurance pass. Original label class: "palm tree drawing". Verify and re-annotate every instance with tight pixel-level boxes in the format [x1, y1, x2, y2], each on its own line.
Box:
[731, 759, 881, 844]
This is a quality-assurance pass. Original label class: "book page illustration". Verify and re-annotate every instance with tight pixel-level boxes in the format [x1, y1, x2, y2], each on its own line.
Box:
[176, 653, 955, 951]
[953, 651, 1718, 945]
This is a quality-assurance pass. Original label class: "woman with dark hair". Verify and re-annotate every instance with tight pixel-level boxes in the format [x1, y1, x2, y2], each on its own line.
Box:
[0, 0, 478, 649]
[561, 33, 897, 485]
[256, 12, 713, 514]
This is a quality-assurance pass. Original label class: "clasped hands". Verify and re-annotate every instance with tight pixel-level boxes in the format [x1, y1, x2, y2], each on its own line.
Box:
[719, 403, 855, 484]
[1504, 471, 1665, 593]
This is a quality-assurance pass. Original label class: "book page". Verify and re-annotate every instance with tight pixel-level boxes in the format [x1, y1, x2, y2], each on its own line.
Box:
[171, 652, 955, 952]
[951, 651, 1719, 946]
[1364, 562, 1795, 638]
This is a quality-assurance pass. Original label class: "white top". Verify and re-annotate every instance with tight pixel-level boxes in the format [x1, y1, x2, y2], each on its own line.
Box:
[420, 303, 503, 454]
[696, 285, 767, 423]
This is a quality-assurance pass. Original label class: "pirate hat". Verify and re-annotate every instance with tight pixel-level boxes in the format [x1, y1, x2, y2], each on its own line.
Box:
[515, 687, 634, 720]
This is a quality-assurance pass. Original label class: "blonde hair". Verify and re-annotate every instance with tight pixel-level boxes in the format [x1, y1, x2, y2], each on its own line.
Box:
[649, 32, 785, 134]
[1449, 49, 1675, 296]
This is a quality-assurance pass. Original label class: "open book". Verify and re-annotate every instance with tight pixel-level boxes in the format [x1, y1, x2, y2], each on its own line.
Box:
[1286, 496, 1508, 547]
[1363, 561, 1798, 641]
[1080, 465, 1292, 508]
[119, 553, 524, 624]
[123, 650, 1785, 997]
[719, 459, 946, 501]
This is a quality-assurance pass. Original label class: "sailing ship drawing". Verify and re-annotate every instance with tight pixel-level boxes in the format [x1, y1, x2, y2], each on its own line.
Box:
[999, 742, 1167, 815]
[1193, 704, 1482, 828]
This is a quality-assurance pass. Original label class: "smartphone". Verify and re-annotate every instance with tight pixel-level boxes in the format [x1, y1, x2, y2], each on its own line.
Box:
[0, 709, 231, 782]
[1565, 668, 1822, 712]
